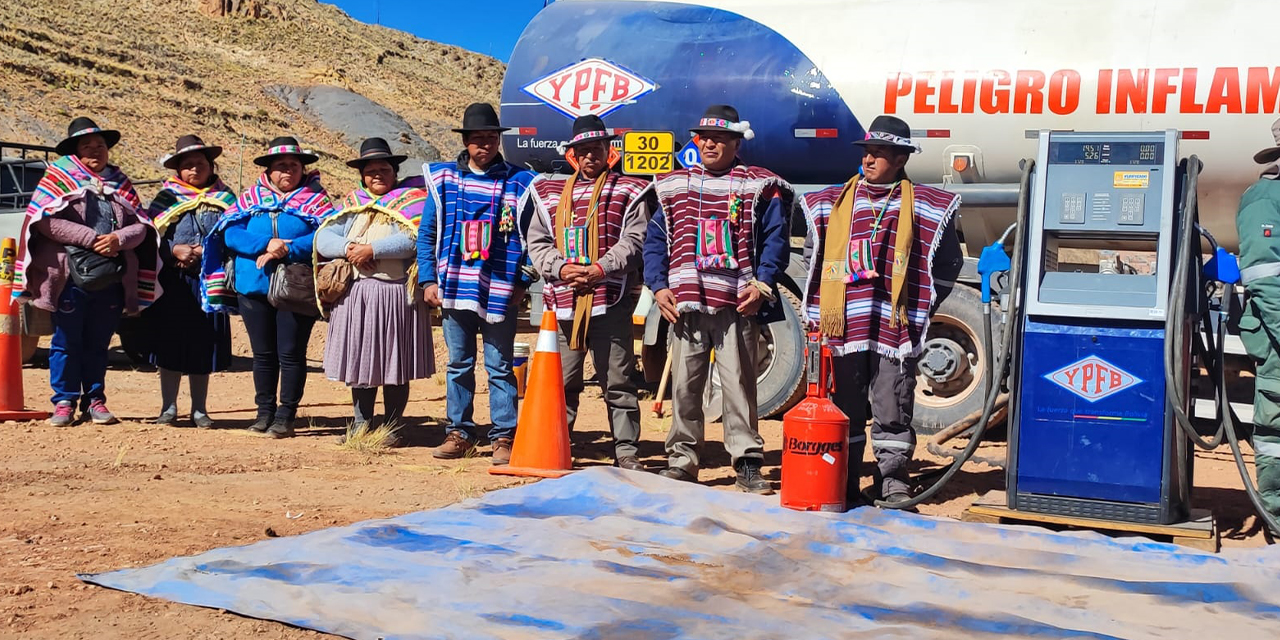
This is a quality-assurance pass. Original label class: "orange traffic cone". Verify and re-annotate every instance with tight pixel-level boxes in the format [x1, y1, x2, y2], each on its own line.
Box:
[489, 310, 572, 478]
[0, 238, 49, 421]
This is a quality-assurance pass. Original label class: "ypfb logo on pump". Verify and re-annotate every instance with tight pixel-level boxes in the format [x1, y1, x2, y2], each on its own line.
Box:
[1046, 355, 1142, 402]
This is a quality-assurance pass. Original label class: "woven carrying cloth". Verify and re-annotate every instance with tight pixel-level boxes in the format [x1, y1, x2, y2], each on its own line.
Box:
[653, 164, 791, 313]
[801, 180, 959, 359]
[148, 177, 237, 236]
[199, 171, 333, 314]
[528, 171, 651, 345]
[311, 181, 429, 314]
[14, 154, 161, 310]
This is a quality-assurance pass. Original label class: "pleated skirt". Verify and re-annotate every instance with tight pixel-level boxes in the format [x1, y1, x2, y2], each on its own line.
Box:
[323, 277, 434, 387]
[146, 271, 232, 374]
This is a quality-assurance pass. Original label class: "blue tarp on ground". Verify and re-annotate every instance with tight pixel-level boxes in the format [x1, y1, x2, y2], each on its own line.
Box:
[83, 468, 1280, 639]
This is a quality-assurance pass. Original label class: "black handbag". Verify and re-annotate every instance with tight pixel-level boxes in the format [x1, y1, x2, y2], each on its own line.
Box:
[65, 196, 125, 291]
[66, 246, 125, 291]
[265, 212, 319, 316]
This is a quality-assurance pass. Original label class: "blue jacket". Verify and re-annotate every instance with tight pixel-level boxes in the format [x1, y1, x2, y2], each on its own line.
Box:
[223, 212, 317, 297]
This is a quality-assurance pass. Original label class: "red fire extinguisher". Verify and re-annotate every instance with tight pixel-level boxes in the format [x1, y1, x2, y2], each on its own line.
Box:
[780, 333, 851, 512]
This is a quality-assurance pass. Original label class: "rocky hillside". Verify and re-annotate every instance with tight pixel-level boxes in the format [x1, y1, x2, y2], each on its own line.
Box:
[0, 0, 505, 192]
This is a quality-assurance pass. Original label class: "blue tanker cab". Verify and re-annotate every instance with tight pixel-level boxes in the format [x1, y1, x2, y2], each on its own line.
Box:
[1006, 130, 1193, 525]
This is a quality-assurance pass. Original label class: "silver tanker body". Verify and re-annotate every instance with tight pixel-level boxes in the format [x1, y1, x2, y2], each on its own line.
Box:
[501, 0, 1278, 428]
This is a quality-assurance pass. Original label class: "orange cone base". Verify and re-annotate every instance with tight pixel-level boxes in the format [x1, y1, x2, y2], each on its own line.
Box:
[488, 465, 574, 479]
[0, 409, 50, 421]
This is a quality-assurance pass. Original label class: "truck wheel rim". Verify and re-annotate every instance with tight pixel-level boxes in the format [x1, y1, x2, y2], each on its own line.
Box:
[916, 312, 985, 409]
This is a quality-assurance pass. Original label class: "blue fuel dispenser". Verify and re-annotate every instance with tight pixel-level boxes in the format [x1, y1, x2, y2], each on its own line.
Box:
[1006, 130, 1193, 525]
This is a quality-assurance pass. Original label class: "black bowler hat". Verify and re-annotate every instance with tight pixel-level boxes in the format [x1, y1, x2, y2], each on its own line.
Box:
[854, 115, 922, 153]
[253, 136, 319, 167]
[346, 137, 407, 169]
[689, 104, 754, 140]
[56, 117, 121, 157]
[565, 115, 617, 148]
[1254, 117, 1280, 165]
[451, 103, 511, 134]
[162, 134, 223, 171]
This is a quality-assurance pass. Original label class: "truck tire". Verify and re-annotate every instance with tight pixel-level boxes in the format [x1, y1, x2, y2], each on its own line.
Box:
[914, 285, 994, 436]
[703, 288, 807, 422]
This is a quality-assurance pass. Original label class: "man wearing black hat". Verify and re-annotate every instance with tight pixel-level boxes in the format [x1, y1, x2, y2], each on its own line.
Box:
[523, 115, 655, 471]
[642, 104, 794, 493]
[416, 103, 537, 464]
[1234, 116, 1280, 519]
[800, 115, 963, 507]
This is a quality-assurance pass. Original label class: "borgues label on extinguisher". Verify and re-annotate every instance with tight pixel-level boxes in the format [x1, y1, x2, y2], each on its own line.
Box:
[785, 438, 844, 456]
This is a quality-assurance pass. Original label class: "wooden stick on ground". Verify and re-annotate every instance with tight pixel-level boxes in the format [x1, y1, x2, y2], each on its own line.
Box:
[651, 350, 674, 418]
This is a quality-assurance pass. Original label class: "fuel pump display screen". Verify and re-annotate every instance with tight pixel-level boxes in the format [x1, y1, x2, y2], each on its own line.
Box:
[1049, 141, 1164, 166]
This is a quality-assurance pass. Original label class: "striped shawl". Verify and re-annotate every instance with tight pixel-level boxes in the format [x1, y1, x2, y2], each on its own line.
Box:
[148, 177, 237, 235]
[527, 172, 651, 319]
[654, 164, 790, 313]
[802, 181, 960, 359]
[199, 171, 333, 313]
[14, 154, 161, 310]
[312, 181, 428, 314]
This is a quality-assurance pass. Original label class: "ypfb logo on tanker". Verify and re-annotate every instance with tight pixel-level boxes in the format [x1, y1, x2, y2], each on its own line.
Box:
[1045, 356, 1143, 402]
[522, 58, 656, 119]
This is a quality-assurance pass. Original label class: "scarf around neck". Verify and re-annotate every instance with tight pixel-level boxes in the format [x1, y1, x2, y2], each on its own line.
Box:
[819, 175, 915, 337]
[555, 169, 608, 350]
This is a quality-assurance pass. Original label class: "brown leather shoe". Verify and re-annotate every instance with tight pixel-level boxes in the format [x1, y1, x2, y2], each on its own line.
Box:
[615, 456, 646, 472]
[490, 437, 514, 466]
[433, 432, 474, 459]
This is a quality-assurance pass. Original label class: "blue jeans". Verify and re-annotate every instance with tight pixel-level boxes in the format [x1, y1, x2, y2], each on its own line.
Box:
[441, 308, 519, 442]
[49, 284, 124, 408]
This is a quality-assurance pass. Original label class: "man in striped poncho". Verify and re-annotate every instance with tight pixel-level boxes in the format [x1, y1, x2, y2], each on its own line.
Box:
[524, 115, 654, 471]
[643, 105, 794, 494]
[417, 103, 537, 465]
[801, 115, 963, 506]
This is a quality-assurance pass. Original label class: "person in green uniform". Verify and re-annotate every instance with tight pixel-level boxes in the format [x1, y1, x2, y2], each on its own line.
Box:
[1235, 117, 1280, 518]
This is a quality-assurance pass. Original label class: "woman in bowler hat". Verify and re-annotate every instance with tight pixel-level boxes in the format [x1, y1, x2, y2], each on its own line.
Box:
[143, 135, 237, 427]
[315, 137, 435, 443]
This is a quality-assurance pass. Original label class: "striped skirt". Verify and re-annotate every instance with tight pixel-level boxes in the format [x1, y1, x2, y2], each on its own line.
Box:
[324, 277, 435, 387]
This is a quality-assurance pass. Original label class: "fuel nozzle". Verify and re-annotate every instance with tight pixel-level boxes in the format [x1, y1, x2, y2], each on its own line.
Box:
[1203, 247, 1241, 285]
[976, 241, 1013, 304]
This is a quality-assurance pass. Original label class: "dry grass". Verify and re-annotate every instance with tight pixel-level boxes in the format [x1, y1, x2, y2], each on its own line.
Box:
[111, 443, 128, 468]
[646, 416, 673, 434]
[337, 421, 400, 455]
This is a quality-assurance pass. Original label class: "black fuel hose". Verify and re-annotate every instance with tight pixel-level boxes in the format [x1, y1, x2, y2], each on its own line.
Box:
[1167, 156, 1278, 536]
[875, 159, 1032, 509]
[924, 307, 1007, 469]
[1165, 156, 1228, 450]
[1213, 298, 1280, 537]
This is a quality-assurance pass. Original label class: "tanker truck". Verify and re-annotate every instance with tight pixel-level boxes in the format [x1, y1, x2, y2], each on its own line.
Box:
[500, 0, 1276, 432]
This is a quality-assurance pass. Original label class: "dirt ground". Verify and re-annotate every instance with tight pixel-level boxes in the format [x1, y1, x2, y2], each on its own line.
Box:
[0, 319, 1273, 639]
